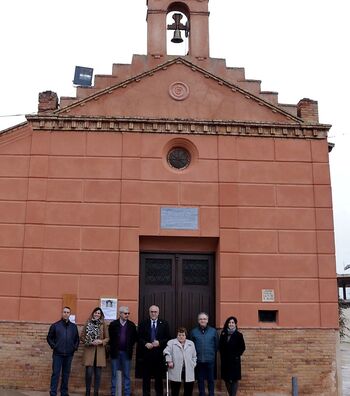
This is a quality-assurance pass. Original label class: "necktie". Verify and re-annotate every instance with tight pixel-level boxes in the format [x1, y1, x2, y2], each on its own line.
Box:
[151, 320, 156, 342]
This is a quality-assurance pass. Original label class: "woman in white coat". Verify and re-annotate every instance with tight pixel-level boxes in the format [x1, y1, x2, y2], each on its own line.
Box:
[163, 327, 197, 396]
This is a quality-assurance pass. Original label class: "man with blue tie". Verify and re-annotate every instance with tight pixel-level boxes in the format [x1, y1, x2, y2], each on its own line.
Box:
[136, 305, 170, 396]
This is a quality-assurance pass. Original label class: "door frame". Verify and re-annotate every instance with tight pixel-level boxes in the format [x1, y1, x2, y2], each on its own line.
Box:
[139, 251, 216, 335]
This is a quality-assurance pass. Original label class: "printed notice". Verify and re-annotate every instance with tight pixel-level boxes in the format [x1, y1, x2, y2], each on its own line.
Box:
[262, 289, 275, 302]
[161, 207, 199, 230]
[100, 297, 118, 320]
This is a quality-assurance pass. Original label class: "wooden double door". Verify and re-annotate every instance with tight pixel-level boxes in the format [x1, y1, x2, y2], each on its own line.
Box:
[139, 252, 215, 337]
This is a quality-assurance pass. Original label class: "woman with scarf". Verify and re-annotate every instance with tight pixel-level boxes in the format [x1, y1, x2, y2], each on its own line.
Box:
[81, 307, 109, 396]
[219, 316, 246, 396]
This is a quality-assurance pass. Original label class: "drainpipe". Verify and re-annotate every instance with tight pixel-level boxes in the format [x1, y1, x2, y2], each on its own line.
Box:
[292, 376, 298, 396]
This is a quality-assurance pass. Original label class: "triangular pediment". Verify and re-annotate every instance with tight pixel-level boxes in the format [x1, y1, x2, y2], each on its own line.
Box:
[57, 58, 301, 124]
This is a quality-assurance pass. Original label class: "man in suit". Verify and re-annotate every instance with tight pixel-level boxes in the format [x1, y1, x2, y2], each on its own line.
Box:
[136, 305, 170, 396]
[109, 306, 138, 396]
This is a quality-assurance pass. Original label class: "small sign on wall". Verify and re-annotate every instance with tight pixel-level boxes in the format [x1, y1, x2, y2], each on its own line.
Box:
[100, 297, 118, 320]
[262, 289, 275, 302]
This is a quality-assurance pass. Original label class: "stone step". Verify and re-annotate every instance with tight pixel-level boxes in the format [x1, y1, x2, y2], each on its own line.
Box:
[130, 379, 227, 395]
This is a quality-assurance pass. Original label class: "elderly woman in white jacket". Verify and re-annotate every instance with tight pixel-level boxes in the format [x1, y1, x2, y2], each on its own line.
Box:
[163, 327, 197, 396]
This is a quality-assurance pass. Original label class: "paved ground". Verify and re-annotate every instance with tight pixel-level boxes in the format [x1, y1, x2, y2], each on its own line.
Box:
[0, 392, 80, 396]
[341, 342, 350, 395]
[1, 343, 350, 396]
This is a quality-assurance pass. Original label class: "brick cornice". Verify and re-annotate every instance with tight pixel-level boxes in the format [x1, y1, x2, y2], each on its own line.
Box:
[26, 115, 330, 139]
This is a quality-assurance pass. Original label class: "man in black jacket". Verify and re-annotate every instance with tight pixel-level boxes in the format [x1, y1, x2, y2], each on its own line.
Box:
[47, 306, 79, 396]
[136, 305, 170, 396]
[108, 306, 137, 396]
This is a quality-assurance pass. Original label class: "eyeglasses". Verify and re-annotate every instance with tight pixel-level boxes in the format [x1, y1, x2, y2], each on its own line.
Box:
[150, 311, 158, 313]
[121, 312, 130, 315]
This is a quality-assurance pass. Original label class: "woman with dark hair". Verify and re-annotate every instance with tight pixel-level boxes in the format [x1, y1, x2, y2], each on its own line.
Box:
[219, 316, 245, 396]
[81, 307, 109, 396]
[163, 327, 197, 396]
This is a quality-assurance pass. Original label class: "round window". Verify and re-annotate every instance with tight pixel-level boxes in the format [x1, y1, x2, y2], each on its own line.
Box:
[167, 147, 191, 170]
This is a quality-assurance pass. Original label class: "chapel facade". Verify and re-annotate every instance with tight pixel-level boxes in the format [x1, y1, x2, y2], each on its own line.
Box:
[0, 1, 339, 394]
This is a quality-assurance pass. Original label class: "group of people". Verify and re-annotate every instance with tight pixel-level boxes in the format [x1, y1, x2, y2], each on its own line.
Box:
[47, 305, 245, 396]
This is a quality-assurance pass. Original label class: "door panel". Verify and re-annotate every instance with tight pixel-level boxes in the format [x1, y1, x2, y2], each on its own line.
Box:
[139, 253, 176, 334]
[139, 252, 215, 337]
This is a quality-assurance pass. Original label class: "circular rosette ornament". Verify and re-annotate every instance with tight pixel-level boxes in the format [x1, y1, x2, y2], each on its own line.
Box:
[168, 81, 190, 101]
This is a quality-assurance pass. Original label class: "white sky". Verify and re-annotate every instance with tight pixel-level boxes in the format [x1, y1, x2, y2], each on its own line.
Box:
[1, 0, 349, 273]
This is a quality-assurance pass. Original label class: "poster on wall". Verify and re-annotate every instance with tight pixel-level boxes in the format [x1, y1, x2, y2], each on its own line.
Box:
[100, 297, 118, 320]
[69, 315, 76, 323]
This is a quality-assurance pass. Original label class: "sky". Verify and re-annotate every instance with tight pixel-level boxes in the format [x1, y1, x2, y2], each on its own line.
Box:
[0, 0, 349, 273]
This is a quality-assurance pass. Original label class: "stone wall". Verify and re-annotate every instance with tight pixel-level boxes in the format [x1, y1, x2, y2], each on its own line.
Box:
[0, 321, 339, 395]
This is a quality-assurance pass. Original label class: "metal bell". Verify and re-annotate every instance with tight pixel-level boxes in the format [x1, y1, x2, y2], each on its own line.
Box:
[171, 29, 183, 43]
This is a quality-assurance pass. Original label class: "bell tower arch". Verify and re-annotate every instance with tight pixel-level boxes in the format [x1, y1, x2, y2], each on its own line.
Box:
[146, 0, 210, 59]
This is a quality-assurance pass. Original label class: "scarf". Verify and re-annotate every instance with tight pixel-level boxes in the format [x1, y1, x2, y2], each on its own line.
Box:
[84, 319, 102, 345]
[226, 328, 236, 342]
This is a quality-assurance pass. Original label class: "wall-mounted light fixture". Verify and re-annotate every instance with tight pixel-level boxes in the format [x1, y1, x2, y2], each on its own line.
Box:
[73, 66, 93, 86]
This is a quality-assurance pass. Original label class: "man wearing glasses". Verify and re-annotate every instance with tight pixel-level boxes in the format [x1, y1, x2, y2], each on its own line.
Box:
[108, 306, 137, 396]
[136, 305, 170, 396]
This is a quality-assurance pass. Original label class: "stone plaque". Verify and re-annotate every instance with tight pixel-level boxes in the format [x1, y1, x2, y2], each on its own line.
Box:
[161, 207, 198, 230]
[262, 289, 275, 302]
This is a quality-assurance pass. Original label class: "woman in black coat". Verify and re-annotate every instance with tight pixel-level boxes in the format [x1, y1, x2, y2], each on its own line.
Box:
[219, 316, 246, 396]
